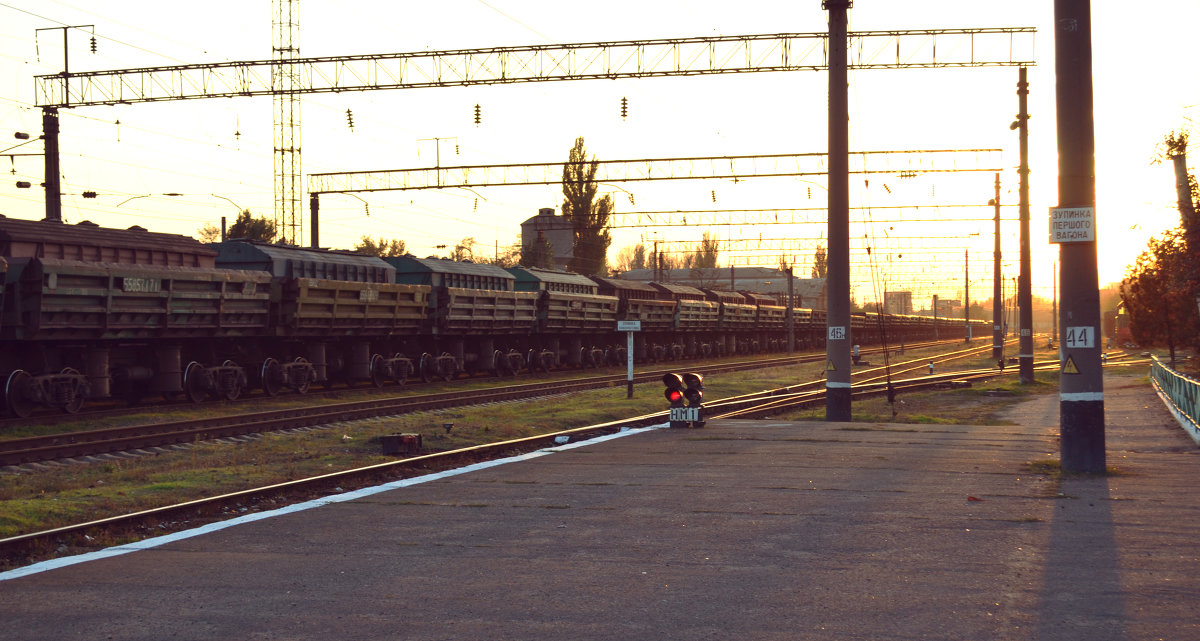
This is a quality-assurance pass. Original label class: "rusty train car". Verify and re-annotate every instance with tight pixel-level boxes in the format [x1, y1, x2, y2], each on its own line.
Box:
[0, 217, 988, 417]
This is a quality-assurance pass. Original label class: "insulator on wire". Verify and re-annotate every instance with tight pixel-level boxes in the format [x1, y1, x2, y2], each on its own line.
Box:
[473, 104, 481, 126]
[90, 36, 97, 53]
[620, 96, 628, 120]
[345, 109, 355, 132]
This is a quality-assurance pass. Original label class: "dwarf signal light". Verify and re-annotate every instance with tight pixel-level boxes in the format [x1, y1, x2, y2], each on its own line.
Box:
[664, 371, 705, 428]
[682, 372, 703, 407]
[663, 373, 685, 407]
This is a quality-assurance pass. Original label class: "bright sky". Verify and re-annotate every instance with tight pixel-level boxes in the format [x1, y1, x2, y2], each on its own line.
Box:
[1, 1, 1196, 306]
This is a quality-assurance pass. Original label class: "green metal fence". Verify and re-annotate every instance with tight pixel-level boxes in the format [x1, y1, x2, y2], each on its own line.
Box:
[1149, 356, 1200, 445]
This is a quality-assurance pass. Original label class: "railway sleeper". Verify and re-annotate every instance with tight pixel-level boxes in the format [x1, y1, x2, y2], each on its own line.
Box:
[4, 368, 90, 418]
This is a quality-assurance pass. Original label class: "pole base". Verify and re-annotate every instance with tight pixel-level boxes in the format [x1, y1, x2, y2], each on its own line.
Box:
[1061, 399, 1105, 474]
[826, 386, 852, 422]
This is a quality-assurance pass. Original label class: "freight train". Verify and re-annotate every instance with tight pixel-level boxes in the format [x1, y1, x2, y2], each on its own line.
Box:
[0, 217, 987, 417]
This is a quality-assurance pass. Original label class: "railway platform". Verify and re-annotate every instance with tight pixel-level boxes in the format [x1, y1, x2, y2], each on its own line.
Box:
[2, 370, 1198, 640]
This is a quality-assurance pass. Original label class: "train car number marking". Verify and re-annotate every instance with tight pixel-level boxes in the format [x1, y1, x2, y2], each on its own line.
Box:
[122, 277, 162, 293]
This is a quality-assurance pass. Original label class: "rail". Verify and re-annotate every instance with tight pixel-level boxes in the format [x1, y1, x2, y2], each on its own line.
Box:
[1149, 356, 1200, 445]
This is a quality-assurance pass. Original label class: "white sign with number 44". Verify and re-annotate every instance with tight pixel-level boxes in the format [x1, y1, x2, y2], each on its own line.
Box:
[1064, 326, 1095, 349]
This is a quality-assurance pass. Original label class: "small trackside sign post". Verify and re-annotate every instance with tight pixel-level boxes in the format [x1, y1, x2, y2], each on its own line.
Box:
[618, 321, 641, 398]
[1049, 206, 1095, 243]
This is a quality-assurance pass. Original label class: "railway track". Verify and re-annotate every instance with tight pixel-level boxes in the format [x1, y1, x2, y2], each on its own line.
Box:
[0, 339, 967, 467]
[0, 345, 1146, 568]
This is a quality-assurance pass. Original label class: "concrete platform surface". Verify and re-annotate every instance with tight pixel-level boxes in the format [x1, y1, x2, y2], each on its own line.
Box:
[2, 371, 1199, 640]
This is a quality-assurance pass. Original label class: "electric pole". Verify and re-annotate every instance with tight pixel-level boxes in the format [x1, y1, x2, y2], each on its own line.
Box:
[824, 0, 852, 422]
[1016, 67, 1035, 383]
[964, 250, 971, 342]
[992, 173, 1002, 361]
[1054, 0, 1105, 474]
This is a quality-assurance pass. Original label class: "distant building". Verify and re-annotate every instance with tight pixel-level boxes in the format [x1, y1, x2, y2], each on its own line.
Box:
[519, 208, 573, 270]
[615, 267, 827, 310]
[884, 291, 913, 315]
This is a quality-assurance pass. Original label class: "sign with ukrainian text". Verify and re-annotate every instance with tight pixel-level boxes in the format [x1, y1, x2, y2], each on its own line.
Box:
[1048, 206, 1095, 243]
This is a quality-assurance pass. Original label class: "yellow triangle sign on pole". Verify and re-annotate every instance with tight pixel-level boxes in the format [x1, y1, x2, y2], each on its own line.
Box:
[827, 359, 836, 372]
[1062, 355, 1080, 375]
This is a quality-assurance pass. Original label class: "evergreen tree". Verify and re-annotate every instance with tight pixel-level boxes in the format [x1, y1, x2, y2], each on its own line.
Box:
[561, 137, 612, 276]
[695, 231, 720, 269]
[812, 244, 828, 278]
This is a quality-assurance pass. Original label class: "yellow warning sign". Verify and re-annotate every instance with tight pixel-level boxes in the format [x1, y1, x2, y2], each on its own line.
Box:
[827, 360, 836, 372]
[1062, 355, 1080, 375]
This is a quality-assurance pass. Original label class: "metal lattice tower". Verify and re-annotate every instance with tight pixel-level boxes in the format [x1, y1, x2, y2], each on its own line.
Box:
[272, 0, 301, 245]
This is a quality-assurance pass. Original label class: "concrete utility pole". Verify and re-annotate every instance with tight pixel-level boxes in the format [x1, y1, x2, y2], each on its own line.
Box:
[992, 173, 1002, 361]
[1016, 67, 1035, 383]
[823, 0, 852, 422]
[42, 108, 61, 223]
[964, 250, 971, 342]
[1054, 0, 1105, 474]
[786, 266, 795, 354]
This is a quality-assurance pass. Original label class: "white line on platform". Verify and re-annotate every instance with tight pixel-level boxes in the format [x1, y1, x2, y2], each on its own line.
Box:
[0, 424, 665, 582]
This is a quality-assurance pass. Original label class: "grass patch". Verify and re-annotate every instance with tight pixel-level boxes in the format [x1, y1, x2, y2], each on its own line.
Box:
[0, 348, 871, 538]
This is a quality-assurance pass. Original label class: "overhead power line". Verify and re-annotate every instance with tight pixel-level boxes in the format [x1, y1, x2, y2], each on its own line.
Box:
[308, 149, 1004, 193]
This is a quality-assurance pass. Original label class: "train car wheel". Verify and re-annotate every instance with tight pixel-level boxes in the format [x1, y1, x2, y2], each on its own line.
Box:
[293, 357, 313, 394]
[5, 370, 36, 418]
[438, 353, 455, 382]
[392, 353, 408, 386]
[220, 361, 243, 401]
[419, 353, 435, 384]
[261, 358, 284, 397]
[370, 354, 388, 389]
[60, 367, 87, 414]
[183, 361, 208, 404]
[491, 350, 506, 377]
[506, 351, 523, 376]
